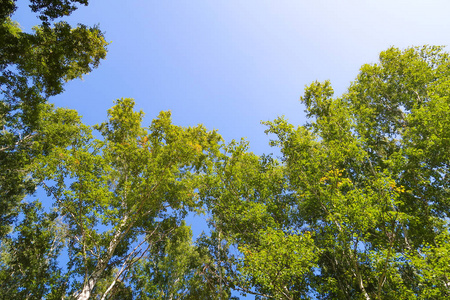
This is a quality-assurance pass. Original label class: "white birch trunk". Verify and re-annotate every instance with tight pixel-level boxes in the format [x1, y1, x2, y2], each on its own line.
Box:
[76, 215, 130, 300]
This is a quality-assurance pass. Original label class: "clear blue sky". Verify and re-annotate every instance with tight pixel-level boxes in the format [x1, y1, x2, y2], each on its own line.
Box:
[13, 0, 450, 298]
[14, 0, 450, 156]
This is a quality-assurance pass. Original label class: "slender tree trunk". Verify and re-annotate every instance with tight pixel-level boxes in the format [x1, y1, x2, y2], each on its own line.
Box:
[77, 272, 102, 300]
[76, 215, 130, 300]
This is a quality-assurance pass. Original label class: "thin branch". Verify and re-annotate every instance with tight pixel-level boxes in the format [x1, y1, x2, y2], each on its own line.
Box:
[100, 239, 150, 300]
[0, 133, 35, 151]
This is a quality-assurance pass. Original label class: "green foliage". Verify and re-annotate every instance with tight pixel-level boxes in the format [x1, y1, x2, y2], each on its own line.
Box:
[31, 98, 222, 298]
[0, 0, 108, 237]
[196, 46, 450, 299]
[29, 0, 89, 24]
[130, 222, 227, 299]
[0, 201, 66, 299]
[239, 228, 318, 299]
[259, 45, 450, 299]
[1, 1, 89, 24]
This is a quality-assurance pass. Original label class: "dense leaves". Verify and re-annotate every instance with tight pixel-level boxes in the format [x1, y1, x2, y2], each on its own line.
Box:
[0, 201, 65, 299]
[256, 46, 449, 299]
[195, 46, 449, 299]
[32, 98, 222, 299]
[29, 0, 89, 24]
[0, 0, 107, 236]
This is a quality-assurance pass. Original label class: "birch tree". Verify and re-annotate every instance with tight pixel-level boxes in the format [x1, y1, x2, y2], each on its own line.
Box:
[33, 98, 221, 299]
[203, 46, 450, 299]
[0, 0, 108, 237]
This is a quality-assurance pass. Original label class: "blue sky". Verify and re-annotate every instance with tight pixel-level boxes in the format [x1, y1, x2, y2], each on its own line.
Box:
[14, 0, 450, 156]
[12, 0, 450, 297]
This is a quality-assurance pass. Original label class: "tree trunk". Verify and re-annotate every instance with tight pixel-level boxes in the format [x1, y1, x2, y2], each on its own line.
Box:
[76, 215, 130, 300]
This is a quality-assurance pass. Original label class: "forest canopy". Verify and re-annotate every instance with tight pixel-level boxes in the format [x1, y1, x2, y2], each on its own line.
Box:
[1, 1, 449, 299]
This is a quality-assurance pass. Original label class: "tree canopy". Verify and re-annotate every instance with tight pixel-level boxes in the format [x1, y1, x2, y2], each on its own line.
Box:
[0, 0, 107, 236]
[203, 45, 450, 299]
[1, 2, 450, 299]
